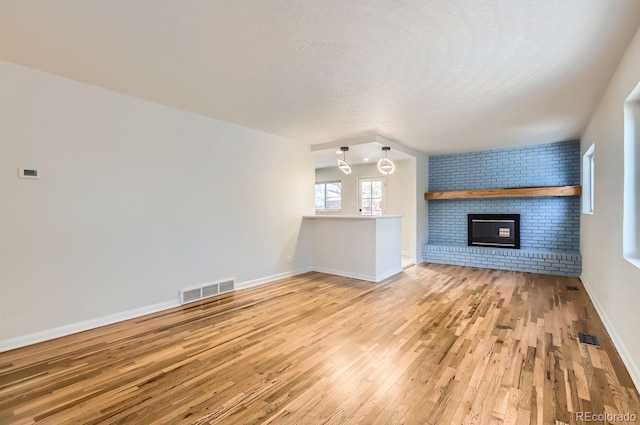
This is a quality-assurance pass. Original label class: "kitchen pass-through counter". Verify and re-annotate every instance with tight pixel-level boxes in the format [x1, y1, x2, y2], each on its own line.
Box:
[303, 215, 402, 283]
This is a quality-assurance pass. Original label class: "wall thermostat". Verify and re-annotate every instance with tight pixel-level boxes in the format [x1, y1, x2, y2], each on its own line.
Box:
[18, 168, 41, 179]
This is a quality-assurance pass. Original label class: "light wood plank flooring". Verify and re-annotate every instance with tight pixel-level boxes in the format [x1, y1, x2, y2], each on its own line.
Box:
[1, 264, 638, 424]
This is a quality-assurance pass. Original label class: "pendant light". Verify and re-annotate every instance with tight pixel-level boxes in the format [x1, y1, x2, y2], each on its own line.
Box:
[338, 146, 352, 174]
[378, 146, 395, 174]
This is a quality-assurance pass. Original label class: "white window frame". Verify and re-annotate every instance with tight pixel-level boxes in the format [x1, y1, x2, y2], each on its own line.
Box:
[582, 144, 595, 215]
[315, 180, 342, 212]
[358, 176, 387, 216]
[623, 93, 640, 268]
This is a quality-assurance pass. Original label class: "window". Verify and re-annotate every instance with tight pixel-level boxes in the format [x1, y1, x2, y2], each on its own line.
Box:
[582, 143, 595, 214]
[358, 177, 386, 216]
[624, 95, 640, 267]
[315, 181, 341, 211]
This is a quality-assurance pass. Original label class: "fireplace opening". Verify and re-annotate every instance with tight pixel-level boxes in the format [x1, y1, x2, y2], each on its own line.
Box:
[468, 214, 520, 249]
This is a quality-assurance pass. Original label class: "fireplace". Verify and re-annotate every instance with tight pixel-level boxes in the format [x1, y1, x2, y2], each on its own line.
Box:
[468, 214, 520, 249]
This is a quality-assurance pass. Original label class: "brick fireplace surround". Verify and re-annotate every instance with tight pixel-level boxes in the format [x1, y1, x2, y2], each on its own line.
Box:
[423, 140, 581, 277]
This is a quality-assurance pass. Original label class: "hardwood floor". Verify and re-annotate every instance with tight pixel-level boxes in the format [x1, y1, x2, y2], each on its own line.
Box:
[0, 264, 638, 424]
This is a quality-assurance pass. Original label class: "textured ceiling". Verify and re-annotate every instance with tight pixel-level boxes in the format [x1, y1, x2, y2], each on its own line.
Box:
[1, 1, 639, 154]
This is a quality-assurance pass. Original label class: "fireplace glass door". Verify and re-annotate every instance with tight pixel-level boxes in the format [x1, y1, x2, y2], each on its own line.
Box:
[468, 214, 520, 249]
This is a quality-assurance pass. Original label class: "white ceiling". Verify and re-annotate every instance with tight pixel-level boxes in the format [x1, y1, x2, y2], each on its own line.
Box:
[1, 1, 639, 154]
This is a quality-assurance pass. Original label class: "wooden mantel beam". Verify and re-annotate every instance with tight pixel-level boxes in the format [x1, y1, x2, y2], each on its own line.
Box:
[424, 185, 582, 200]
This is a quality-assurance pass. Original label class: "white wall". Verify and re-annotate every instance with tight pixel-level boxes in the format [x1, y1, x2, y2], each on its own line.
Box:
[580, 25, 640, 390]
[0, 60, 314, 347]
[387, 159, 416, 260]
[416, 153, 429, 262]
[315, 160, 416, 260]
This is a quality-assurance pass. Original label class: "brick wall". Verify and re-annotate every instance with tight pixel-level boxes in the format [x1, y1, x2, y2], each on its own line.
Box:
[428, 198, 580, 251]
[429, 140, 580, 191]
[424, 140, 582, 276]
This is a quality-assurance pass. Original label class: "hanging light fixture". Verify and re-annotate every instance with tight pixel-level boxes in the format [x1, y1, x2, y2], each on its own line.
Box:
[378, 146, 395, 174]
[338, 146, 352, 174]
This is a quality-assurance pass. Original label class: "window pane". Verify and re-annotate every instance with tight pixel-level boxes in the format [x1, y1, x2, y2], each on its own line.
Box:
[361, 181, 371, 198]
[316, 182, 341, 210]
[372, 181, 383, 199]
[362, 199, 372, 215]
[590, 155, 595, 212]
[582, 144, 595, 214]
[315, 183, 326, 209]
[372, 199, 383, 216]
[325, 182, 341, 209]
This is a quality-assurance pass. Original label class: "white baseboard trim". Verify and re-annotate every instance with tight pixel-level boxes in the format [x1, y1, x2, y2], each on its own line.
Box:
[313, 266, 402, 283]
[313, 267, 377, 282]
[0, 267, 314, 354]
[235, 267, 313, 290]
[0, 300, 180, 354]
[580, 275, 640, 393]
[377, 267, 404, 282]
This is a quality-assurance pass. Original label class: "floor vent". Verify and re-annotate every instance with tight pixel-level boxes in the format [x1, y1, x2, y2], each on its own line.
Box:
[578, 332, 601, 348]
[566, 285, 579, 292]
[180, 278, 235, 305]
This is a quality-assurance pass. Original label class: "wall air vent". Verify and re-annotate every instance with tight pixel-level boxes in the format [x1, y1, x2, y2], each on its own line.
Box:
[18, 167, 41, 179]
[180, 278, 235, 305]
[219, 280, 234, 293]
[181, 288, 202, 304]
[202, 283, 219, 298]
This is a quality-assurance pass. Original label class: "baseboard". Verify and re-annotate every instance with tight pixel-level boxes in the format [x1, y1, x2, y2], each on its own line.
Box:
[0, 300, 180, 353]
[580, 275, 640, 393]
[376, 266, 404, 282]
[0, 266, 314, 354]
[313, 266, 402, 283]
[235, 266, 313, 290]
[313, 267, 377, 282]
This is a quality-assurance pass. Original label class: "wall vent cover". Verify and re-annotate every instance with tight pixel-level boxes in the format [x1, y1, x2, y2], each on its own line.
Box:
[181, 288, 202, 304]
[219, 280, 234, 293]
[578, 332, 601, 348]
[18, 167, 41, 179]
[202, 283, 219, 298]
[566, 286, 579, 292]
[180, 278, 235, 305]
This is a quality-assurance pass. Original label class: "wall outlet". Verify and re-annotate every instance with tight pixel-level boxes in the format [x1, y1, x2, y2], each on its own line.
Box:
[287, 256, 292, 264]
